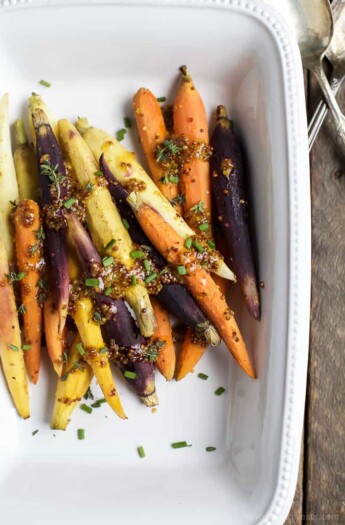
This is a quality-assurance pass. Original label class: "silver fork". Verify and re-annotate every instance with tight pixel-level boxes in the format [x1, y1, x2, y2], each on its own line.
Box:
[308, 0, 345, 150]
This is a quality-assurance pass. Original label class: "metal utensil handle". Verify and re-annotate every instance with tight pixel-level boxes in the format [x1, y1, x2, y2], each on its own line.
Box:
[308, 74, 343, 150]
[312, 64, 345, 157]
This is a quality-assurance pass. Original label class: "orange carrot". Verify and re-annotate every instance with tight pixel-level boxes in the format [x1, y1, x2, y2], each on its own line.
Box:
[133, 88, 181, 213]
[14, 200, 43, 384]
[44, 291, 67, 377]
[175, 329, 207, 381]
[151, 296, 175, 381]
[131, 199, 255, 378]
[173, 66, 212, 234]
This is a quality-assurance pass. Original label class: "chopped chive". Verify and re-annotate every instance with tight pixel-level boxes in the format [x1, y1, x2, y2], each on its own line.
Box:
[137, 446, 146, 458]
[85, 181, 94, 191]
[198, 222, 209, 232]
[206, 446, 216, 452]
[100, 347, 108, 354]
[85, 278, 99, 287]
[130, 250, 144, 259]
[157, 97, 166, 103]
[215, 387, 226, 396]
[8, 344, 19, 352]
[94, 170, 103, 177]
[39, 79, 51, 88]
[93, 311, 102, 322]
[124, 117, 132, 128]
[77, 428, 85, 440]
[17, 272, 26, 281]
[72, 361, 85, 372]
[143, 260, 150, 271]
[102, 255, 114, 267]
[63, 198, 76, 209]
[98, 398, 107, 404]
[105, 238, 116, 250]
[76, 342, 85, 356]
[185, 237, 193, 249]
[104, 287, 112, 296]
[177, 265, 187, 275]
[198, 373, 208, 380]
[32, 429, 39, 436]
[124, 370, 137, 380]
[62, 351, 68, 363]
[171, 441, 192, 449]
[193, 241, 205, 253]
[169, 175, 179, 184]
[145, 272, 157, 283]
[22, 344, 31, 351]
[131, 275, 137, 286]
[116, 128, 127, 141]
[80, 404, 92, 414]
[122, 218, 130, 229]
[91, 401, 101, 408]
[207, 240, 216, 249]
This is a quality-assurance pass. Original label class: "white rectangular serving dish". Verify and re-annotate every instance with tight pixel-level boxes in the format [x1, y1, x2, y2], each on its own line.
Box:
[0, 1, 310, 524]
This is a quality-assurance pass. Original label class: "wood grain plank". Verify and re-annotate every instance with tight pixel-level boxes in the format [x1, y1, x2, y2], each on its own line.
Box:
[305, 78, 345, 523]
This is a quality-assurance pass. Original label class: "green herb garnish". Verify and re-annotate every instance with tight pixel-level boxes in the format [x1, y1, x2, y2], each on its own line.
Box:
[137, 446, 146, 458]
[18, 304, 27, 315]
[8, 344, 19, 352]
[169, 175, 179, 184]
[124, 370, 137, 380]
[207, 240, 216, 249]
[156, 139, 182, 162]
[34, 225, 45, 241]
[63, 198, 76, 209]
[85, 182, 94, 191]
[171, 193, 185, 207]
[5, 271, 26, 285]
[198, 373, 208, 380]
[85, 278, 100, 287]
[105, 238, 116, 250]
[177, 265, 187, 275]
[145, 272, 157, 283]
[143, 260, 150, 272]
[100, 347, 108, 354]
[185, 237, 193, 249]
[40, 160, 66, 199]
[206, 446, 216, 452]
[116, 128, 127, 141]
[102, 256, 114, 267]
[198, 222, 209, 232]
[76, 342, 85, 355]
[39, 79, 51, 87]
[77, 428, 85, 440]
[22, 344, 31, 351]
[94, 170, 103, 177]
[93, 311, 102, 323]
[84, 387, 94, 400]
[157, 97, 167, 103]
[122, 218, 130, 229]
[215, 387, 226, 396]
[130, 250, 144, 259]
[131, 275, 137, 286]
[124, 117, 132, 128]
[193, 241, 205, 253]
[32, 429, 39, 436]
[104, 287, 112, 296]
[80, 404, 92, 414]
[171, 441, 192, 449]
[191, 201, 205, 213]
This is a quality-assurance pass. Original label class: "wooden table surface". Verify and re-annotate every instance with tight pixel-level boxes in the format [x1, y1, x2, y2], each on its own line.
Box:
[285, 73, 345, 523]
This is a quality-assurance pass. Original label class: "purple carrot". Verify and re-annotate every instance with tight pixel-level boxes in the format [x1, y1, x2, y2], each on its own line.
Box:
[100, 155, 219, 345]
[100, 154, 165, 267]
[68, 214, 158, 405]
[210, 105, 260, 320]
[31, 105, 69, 332]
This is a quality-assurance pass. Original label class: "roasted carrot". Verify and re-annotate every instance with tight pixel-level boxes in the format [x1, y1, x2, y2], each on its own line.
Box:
[175, 330, 208, 381]
[44, 290, 67, 377]
[173, 66, 212, 236]
[133, 88, 181, 213]
[150, 297, 175, 381]
[127, 194, 255, 378]
[13, 200, 43, 384]
[51, 335, 93, 430]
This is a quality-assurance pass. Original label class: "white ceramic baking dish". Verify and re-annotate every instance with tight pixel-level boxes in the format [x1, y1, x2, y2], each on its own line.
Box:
[0, 1, 310, 524]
